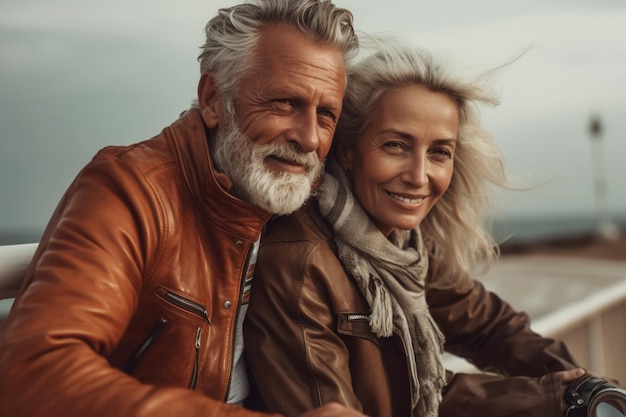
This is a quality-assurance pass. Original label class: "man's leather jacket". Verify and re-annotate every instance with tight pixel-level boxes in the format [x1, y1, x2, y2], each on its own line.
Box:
[0, 109, 279, 417]
[245, 202, 580, 417]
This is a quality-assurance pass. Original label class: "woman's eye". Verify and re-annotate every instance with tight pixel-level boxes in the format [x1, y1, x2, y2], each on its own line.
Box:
[433, 148, 452, 158]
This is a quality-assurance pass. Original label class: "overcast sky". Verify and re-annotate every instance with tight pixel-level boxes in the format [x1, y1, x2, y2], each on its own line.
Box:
[1, 0, 625, 242]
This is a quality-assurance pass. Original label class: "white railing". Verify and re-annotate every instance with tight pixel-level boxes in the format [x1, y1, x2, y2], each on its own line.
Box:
[533, 279, 626, 381]
[0, 243, 37, 299]
[0, 243, 38, 321]
[444, 256, 626, 385]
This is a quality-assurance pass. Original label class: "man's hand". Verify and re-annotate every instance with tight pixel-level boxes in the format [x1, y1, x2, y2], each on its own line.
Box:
[556, 368, 622, 388]
[555, 368, 586, 384]
[298, 403, 368, 417]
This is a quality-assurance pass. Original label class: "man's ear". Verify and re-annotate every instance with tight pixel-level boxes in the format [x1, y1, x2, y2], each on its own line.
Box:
[197, 71, 223, 129]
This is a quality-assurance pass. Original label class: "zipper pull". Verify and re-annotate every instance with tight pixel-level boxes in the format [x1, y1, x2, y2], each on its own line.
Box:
[195, 327, 202, 349]
[189, 327, 202, 390]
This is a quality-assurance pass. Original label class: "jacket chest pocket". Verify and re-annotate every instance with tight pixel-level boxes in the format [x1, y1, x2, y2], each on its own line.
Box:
[121, 289, 211, 390]
[336, 313, 403, 353]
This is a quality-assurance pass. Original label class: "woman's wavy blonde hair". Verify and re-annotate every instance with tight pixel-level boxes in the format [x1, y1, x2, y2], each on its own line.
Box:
[333, 35, 513, 286]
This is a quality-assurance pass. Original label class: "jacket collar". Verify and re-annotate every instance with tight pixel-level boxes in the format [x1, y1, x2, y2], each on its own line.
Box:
[168, 108, 273, 242]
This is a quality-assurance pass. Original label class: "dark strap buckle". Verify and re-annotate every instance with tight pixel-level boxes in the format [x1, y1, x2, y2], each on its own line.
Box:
[564, 375, 626, 417]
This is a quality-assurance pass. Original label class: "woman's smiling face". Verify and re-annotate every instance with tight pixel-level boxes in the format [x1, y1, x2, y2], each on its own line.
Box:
[340, 84, 459, 237]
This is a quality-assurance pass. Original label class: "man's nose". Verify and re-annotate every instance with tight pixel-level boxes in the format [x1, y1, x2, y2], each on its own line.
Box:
[288, 109, 320, 154]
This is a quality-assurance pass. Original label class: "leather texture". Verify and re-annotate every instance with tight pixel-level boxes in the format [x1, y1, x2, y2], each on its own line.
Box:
[0, 109, 278, 417]
[245, 202, 580, 417]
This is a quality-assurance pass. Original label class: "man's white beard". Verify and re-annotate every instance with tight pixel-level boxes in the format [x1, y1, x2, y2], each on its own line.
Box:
[212, 120, 324, 215]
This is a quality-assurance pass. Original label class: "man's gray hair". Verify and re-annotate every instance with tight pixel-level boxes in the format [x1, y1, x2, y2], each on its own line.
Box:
[197, 0, 358, 116]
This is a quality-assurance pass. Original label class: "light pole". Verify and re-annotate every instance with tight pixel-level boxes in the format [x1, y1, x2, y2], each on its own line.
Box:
[589, 114, 618, 240]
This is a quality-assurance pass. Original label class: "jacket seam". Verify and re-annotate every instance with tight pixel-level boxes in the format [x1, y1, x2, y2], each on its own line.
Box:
[115, 154, 173, 283]
[293, 239, 337, 407]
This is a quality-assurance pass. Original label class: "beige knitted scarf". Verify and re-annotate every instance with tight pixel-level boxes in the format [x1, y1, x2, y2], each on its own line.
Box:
[315, 159, 446, 417]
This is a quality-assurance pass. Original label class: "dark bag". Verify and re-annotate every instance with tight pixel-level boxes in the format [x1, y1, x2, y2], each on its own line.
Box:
[565, 376, 626, 417]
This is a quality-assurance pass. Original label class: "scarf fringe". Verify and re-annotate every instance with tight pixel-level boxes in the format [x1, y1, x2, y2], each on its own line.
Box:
[369, 277, 393, 337]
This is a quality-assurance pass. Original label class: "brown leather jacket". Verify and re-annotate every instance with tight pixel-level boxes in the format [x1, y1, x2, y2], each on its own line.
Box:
[244, 202, 580, 417]
[0, 109, 279, 417]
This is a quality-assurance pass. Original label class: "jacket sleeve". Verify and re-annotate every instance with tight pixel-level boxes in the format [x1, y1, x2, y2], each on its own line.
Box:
[0, 154, 275, 417]
[440, 371, 565, 417]
[427, 274, 579, 376]
[427, 272, 579, 416]
[245, 238, 363, 417]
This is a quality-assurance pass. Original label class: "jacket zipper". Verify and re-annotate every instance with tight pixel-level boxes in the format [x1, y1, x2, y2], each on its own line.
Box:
[189, 327, 202, 390]
[124, 317, 168, 373]
[347, 314, 370, 321]
[161, 291, 211, 323]
[222, 245, 251, 400]
[159, 292, 210, 390]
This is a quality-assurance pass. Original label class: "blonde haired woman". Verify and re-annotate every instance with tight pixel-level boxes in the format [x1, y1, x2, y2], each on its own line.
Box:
[245, 37, 600, 417]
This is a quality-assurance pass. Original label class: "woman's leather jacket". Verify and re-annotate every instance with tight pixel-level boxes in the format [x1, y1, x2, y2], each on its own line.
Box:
[245, 202, 580, 417]
[0, 109, 278, 417]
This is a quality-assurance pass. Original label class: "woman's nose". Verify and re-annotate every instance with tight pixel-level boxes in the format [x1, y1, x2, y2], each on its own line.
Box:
[404, 154, 428, 187]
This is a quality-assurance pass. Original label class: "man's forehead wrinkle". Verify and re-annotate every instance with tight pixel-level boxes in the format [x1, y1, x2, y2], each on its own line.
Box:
[285, 60, 344, 82]
[245, 62, 344, 103]
[257, 50, 344, 82]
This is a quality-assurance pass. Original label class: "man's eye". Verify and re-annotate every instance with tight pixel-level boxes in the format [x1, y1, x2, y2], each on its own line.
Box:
[274, 99, 293, 107]
[383, 141, 406, 151]
[317, 109, 337, 121]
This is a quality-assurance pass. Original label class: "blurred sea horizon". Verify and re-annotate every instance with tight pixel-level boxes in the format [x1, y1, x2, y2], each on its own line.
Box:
[492, 212, 626, 244]
[1, 211, 625, 247]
